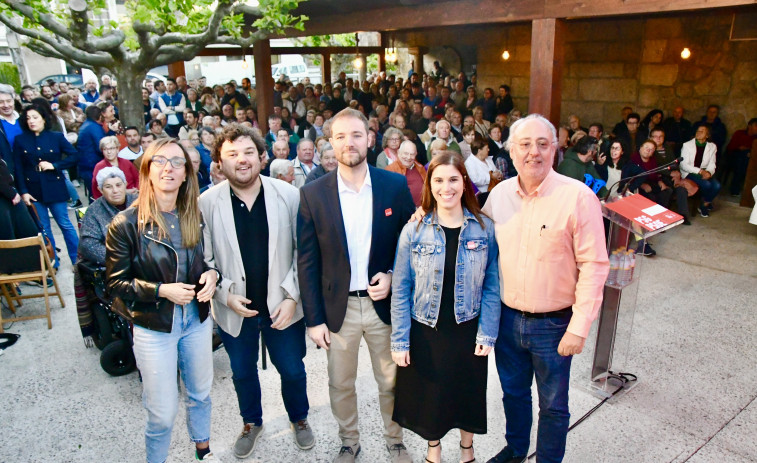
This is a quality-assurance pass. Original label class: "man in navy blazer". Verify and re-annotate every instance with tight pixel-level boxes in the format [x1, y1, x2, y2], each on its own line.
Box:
[297, 108, 415, 463]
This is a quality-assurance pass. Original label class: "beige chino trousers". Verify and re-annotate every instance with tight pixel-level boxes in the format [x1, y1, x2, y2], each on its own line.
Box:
[326, 295, 404, 447]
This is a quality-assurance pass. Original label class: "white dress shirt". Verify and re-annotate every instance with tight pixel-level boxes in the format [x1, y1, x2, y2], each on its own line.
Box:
[337, 167, 373, 291]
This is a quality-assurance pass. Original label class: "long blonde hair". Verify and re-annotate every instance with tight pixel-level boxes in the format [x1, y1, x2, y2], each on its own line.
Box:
[134, 137, 201, 248]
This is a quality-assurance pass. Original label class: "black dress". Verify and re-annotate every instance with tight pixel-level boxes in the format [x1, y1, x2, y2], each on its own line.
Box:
[392, 225, 488, 441]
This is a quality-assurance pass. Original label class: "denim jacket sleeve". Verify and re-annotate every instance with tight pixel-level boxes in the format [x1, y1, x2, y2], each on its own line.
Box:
[475, 219, 501, 347]
[390, 223, 415, 352]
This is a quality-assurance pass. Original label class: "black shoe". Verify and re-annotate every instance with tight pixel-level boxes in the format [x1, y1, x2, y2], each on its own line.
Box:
[68, 199, 83, 209]
[683, 218, 692, 225]
[211, 332, 223, 352]
[636, 242, 656, 257]
[699, 205, 709, 218]
[487, 446, 527, 463]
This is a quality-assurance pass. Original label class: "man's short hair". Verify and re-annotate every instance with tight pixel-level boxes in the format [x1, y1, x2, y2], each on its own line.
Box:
[269, 159, 292, 178]
[85, 104, 103, 121]
[331, 108, 369, 134]
[268, 114, 282, 123]
[124, 126, 140, 134]
[186, 110, 199, 120]
[505, 114, 558, 152]
[574, 136, 598, 155]
[212, 122, 267, 163]
[748, 118, 757, 127]
[99, 84, 112, 94]
[626, 112, 641, 123]
[165, 78, 177, 85]
[297, 138, 314, 151]
[0, 83, 16, 98]
[142, 132, 156, 141]
[650, 127, 665, 136]
[589, 123, 604, 134]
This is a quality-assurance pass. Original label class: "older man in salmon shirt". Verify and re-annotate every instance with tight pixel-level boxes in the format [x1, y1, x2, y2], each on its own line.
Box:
[483, 114, 609, 463]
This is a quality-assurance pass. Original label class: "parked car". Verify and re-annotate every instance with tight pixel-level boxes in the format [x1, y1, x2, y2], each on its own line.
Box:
[36, 74, 84, 87]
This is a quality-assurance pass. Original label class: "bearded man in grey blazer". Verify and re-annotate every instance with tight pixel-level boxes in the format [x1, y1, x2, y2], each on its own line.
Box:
[199, 124, 313, 459]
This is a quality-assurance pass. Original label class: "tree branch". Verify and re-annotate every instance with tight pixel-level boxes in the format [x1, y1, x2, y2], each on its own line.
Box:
[26, 40, 91, 69]
[212, 30, 269, 48]
[151, 0, 236, 48]
[0, 0, 72, 41]
[0, 16, 114, 67]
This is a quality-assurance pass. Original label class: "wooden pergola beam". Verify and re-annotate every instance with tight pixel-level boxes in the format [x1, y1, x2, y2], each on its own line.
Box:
[197, 46, 384, 57]
[282, 0, 754, 37]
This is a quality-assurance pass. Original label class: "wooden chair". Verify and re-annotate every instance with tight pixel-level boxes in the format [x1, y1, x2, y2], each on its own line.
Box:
[0, 234, 65, 333]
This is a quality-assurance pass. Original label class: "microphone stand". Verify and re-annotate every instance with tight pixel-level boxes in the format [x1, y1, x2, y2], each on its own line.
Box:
[603, 157, 682, 202]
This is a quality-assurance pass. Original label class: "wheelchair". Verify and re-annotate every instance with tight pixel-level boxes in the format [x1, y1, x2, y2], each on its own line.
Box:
[76, 261, 137, 377]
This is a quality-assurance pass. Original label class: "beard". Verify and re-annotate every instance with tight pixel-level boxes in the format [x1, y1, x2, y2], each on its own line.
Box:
[336, 148, 367, 168]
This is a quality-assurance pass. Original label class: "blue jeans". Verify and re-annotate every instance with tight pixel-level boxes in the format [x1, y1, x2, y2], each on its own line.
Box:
[62, 170, 80, 202]
[33, 201, 79, 265]
[132, 302, 213, 463]
[686, 173, 722, 204]
[494, 303, 573, 463]
[218, 317, 309, 426]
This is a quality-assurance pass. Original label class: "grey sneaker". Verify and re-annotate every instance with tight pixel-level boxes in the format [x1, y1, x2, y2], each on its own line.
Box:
[291, 419, 315, 450]
[387, 443, 413, 463]
[233, 423, 264, 459]
[333, 443, 361, 463]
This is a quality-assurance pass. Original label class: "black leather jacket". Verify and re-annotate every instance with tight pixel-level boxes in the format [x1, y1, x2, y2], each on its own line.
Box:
[105, 207, 210, 333]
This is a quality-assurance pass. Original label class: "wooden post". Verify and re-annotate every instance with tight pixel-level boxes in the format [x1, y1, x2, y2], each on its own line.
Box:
[379, 32, 387, 73]
[253, 39, 274, 134]
[166, 61, 186, 79]
[528, 18, 565, 128]
[323, 53, 331, 85]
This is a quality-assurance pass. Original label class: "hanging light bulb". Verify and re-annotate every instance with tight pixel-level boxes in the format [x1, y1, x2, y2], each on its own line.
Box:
[242, 59, 249, 69]
[681, 48, 691, 59]
[353, 56, 364, 69]
[502, 50, 511, 60]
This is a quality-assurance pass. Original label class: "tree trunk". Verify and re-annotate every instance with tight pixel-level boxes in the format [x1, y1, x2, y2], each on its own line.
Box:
[115, 68, 147, 130]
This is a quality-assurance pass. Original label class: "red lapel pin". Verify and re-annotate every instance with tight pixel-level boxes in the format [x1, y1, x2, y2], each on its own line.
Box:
[385, 208, 393, 216]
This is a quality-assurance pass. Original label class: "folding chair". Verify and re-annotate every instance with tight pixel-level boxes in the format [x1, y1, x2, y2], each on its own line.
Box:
[0, 234, 65, 333]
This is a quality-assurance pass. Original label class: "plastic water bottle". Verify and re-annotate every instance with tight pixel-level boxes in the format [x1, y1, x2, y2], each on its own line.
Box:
[619, 251, 632, 285]
[628, 250, 636, 282]
[608, 252, 619, 286]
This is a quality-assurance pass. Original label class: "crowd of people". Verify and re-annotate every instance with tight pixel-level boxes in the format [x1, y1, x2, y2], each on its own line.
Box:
[0, 66, 755, 463]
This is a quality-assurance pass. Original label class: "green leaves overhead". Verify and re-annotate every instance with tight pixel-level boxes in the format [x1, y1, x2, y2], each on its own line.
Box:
[253, 0, 307, 34]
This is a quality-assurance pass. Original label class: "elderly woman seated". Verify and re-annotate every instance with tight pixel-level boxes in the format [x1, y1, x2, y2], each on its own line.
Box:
[75, 167, 137, 346]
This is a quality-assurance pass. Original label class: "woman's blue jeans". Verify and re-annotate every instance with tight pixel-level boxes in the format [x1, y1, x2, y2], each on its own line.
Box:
[33, 201, 79, 265]
[686, 173, 722, 204]
[132, 302, 213, 463]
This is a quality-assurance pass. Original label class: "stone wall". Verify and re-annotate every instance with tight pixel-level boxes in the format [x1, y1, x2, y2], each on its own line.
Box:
[400, 10, 757, 136]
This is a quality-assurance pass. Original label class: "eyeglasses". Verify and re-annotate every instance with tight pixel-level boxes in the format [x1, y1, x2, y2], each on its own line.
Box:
[516, 140, 554, 153]
[151, 155, 187, 168]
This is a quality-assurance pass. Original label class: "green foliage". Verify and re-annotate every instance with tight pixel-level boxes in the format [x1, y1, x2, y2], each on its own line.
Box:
[0, 63, 22, 93]
[253, 0, 308, 34]
[296, 33, 356, 48]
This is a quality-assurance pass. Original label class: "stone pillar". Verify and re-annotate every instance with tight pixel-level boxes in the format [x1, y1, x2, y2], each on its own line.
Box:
[408, 47, 427, 75]
[528, 18, 565, 128]
[253, 39, 274, 133]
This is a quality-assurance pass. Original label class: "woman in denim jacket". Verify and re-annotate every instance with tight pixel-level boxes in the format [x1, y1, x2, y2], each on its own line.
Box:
[390, 151, 500, 463]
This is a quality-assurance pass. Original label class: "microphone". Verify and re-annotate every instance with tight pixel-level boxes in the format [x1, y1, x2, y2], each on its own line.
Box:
[603, 157, 683, 201]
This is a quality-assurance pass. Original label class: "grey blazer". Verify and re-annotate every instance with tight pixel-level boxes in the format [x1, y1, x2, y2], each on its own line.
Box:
[199, 176, 302, 337]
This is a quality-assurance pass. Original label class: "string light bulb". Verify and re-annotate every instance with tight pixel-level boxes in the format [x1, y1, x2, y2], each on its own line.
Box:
[353, 56, 364, 69]
[502, 50, 510, 60]
[681, 48, 691, 59]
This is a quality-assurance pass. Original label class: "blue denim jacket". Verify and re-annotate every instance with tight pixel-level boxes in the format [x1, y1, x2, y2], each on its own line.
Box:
[390, 208, 500, 351]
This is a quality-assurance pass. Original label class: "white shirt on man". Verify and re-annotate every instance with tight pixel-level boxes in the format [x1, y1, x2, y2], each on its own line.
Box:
[337, 167, 373, 292]
[118, 146, 143, 161]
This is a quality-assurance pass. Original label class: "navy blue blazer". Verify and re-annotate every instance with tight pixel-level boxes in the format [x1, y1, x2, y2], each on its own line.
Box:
[297, 166, 415, 332]
[13, 130, 79, 204]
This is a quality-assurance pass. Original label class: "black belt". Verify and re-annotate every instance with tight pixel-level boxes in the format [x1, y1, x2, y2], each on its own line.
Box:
[504, 303, 572, 319]
[348, 289, 370, 298]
